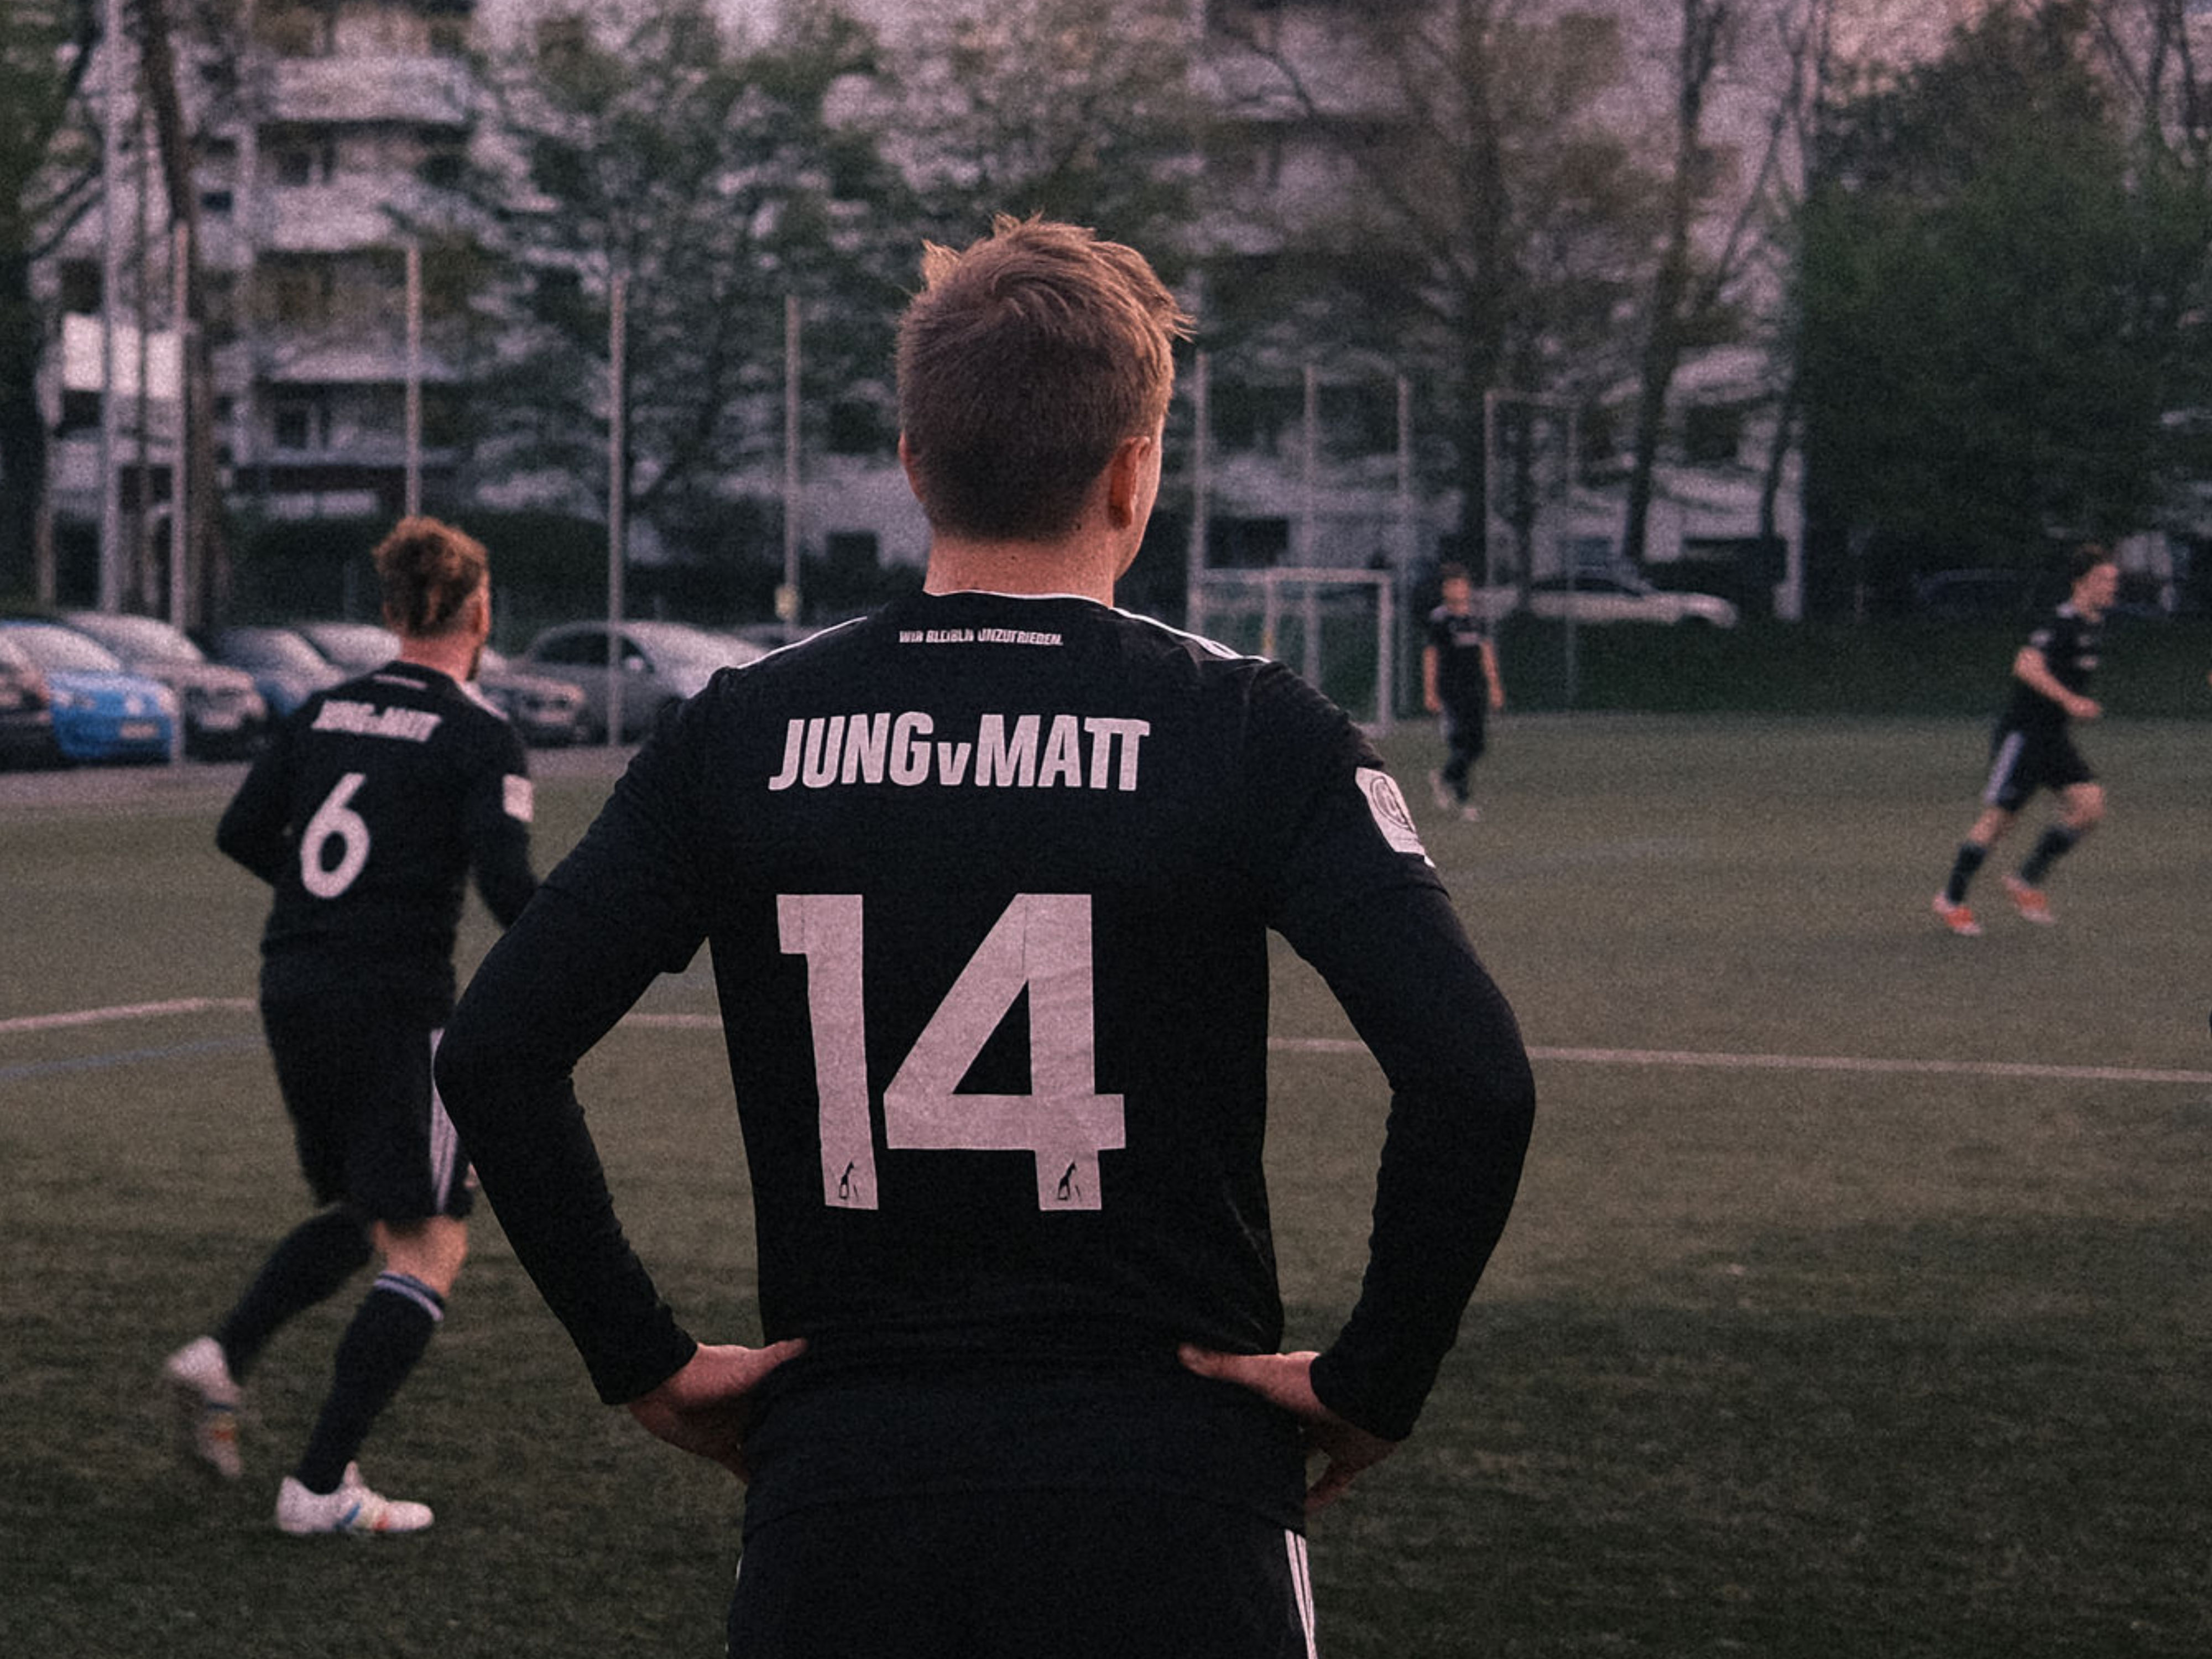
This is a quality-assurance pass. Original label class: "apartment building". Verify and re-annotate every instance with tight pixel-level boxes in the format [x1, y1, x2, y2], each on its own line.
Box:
[49, 0, 474, 548]
[47, 0, 1807, 619]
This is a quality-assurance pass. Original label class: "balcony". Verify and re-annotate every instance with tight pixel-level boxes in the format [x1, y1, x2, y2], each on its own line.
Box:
[267, 55, 471, 126]
[260, 178, 442, 253]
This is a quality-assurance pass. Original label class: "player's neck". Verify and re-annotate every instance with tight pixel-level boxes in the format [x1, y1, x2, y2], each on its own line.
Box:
[395, 632, 482, 684]
[924, 535, 1118, 606]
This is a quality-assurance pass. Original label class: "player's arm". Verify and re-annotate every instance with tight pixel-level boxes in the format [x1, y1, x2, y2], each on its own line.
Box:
[436, 708, 712, 1406]
[1194, 672, 1536, 1496]
[1421, 640, 1442, 713]
[461, 729, 539, 926]
[1284, 873, 1535, 1444]
[1481, 638, 1505, 711]
[2012, 642, 2098, 719]
[214, 721, 295, 883]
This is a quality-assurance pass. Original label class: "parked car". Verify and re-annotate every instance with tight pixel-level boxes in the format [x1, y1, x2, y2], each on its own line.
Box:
[521, 620, 768, 742]
[58, 609, 268, 759]
[0, 621, 180, 765]
[1485, 573, 1739, 629]
[295, 619, 401, 674]
[475, 648, 587, 747]
[1912, 568, 2041, 622]
[294, 619, 585, 747]
[202, 626, 345, 720]
[0, 629, 60, 770]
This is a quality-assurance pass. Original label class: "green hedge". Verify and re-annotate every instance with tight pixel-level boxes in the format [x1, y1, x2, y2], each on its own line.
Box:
[1485, 613, 2212, 719]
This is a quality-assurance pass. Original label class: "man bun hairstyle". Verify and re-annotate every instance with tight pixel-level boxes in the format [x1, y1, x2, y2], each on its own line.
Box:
[2069, 541, 2114, 582]
[896, 214, 1193, 542]
[373, 516, 489, 639]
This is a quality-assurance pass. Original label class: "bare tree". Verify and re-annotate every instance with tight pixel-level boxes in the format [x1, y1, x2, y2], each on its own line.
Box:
[1205, 0, 1665, 575]
[0, 1, 100, 598]
[132, 0, 228, 623]
[1616, 0, 1818, 569]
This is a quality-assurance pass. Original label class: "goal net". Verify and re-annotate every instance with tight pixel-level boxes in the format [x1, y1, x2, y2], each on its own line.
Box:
[1187, 568, 1400, 733]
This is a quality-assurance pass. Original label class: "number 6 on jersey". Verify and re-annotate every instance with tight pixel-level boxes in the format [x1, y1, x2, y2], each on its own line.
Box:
[778, 892, 1126, 1212]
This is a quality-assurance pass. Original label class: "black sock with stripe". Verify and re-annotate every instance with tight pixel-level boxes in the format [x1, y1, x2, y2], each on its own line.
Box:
[294, 1272, 445, 1495]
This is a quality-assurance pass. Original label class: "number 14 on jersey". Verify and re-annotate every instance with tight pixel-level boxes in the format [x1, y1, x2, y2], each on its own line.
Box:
[778, 893, 1127, 1212]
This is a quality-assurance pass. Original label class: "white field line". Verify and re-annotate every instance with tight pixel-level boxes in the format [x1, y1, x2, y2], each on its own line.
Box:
[1272, 1035, 2212, 1087]
[10, 1001, 2212, 1089]
[0, 997, 257, 1035]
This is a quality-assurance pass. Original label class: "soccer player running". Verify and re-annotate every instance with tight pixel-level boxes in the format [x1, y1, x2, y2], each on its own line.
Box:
[164, 517, 537, 1534]
[434, 216, 1535, 1656]
[1422, 561, 1506, 820]
[1933, 542, 2119, 936]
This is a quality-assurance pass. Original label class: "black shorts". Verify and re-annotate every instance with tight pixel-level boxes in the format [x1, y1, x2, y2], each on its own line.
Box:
[727, 1490, 1317, 1659]
[261, 995, 471, 1223]
[1980, 724, 2093, 813]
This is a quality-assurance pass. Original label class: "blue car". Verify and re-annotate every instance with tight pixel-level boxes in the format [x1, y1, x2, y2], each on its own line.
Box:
[0, 622, 180, 764]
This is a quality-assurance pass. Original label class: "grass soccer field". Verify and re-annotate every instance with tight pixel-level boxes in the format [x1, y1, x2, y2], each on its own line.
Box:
[3, 713, 2208, 1658]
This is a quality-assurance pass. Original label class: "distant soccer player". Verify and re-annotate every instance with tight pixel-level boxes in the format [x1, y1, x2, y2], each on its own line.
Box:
[434, 216, 1536, 1655]
[163, 517, 536, 1534]
[1422, 562, 1506, 819]
[1932, 542, 2119, 935]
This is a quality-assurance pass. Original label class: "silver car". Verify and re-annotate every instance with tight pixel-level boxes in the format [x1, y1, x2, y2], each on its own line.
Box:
[59, 610, 269, 758]
[521, 620, 767, 742]
[295, 620, 585, 747]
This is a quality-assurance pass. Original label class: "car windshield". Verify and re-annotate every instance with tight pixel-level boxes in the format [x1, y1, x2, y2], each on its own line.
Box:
[5, 623, 124, 672]
[628, 623, 758, 671]
[223, 630, 329, 673]
[64, 612, 206, 662]
[304, 623, 400, 669]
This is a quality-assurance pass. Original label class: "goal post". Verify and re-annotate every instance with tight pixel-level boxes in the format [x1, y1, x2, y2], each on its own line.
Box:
[1187, 567, 1398, 734]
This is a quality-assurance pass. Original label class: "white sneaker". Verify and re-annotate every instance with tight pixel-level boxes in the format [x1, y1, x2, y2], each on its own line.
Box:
[1460, 801, 1483, 822]
[276, 1463, 434, 1536]
[1428, 769, 1453, 811]
[162, 1337, 242, 1480]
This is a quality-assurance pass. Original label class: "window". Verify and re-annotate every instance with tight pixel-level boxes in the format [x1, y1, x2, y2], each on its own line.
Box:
[261, 258, 335, 326]
[59, 259, 100, 313]
[265, 128, 335, 187]
[827, 399, 890, 457]
[272, 395, 330, 452]
[535, 630, 607, 666]
[1681, 404, 1744, 467]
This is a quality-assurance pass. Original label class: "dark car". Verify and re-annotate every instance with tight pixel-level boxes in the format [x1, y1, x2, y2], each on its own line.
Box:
[0, 629, 60, 770]
[521, 620, 766, 742]
[295, 620, 584, 747]
[1912, 568, 2042, 622]
[59, 610, 268, 759]
[202, 626, 345, 720]
[476, 647, 586, 747]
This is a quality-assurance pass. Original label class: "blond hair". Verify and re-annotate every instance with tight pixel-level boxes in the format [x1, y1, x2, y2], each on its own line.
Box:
[372, 517, 489, 639]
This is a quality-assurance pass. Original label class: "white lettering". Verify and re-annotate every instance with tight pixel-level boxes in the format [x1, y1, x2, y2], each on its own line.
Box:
[762, 710, 1146, 793]
[1037, 715, 1083, 789]
[842, 713, 891, 785]
[977, 714, 1040, 788]
[801, 716, 846, 789]
[768, 719, 805, 790]
[889, 711, 934, 786]
[1084, 718, 1149, 791]
[311, 699, 442, 744]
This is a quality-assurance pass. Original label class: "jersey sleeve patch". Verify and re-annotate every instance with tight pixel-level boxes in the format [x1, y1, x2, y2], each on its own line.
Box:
[1356, 768, 1431, 863]
[503, 774, 535, 823]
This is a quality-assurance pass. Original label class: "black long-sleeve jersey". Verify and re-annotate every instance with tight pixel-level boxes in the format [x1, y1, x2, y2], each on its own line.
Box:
[437, 591, 1534, 1529]
[218, 659, 536, 1021]
[2001, 602, 2101, 733]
